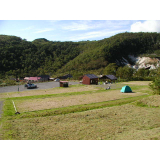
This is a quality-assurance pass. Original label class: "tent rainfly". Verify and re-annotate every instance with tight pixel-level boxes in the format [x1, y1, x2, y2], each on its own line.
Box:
[121, 86, 132, 93]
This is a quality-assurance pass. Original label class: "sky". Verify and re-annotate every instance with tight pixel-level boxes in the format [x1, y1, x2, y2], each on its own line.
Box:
[1, 20, 160, 42]
[1, 0, 160, 42]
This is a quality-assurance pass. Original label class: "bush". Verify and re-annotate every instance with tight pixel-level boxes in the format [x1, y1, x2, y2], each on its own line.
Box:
[0, 79, 3, 84]
[132, 76, 154, 81]
[149, 78, 160, 95]
[5, 79, 17, 86]
[117, 79, 128, 82]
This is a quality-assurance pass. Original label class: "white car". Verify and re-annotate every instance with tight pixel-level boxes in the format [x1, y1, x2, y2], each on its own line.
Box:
[54, 78, 60, 82]
[25, 83, 37, 89]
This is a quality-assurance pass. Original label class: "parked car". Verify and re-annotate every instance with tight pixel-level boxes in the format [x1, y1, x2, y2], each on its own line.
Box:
[24, 83, 37, 89]
[54, 78, 60, 82]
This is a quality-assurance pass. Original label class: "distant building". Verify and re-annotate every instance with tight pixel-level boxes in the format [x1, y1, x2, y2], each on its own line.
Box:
[28, 77, 42, 82]
[60, 81, 69, 87]
[24, 77, 30, 81]
[24, 77, 42, 82]
[58, 74, 73, 79]
[38, 75, 50, 81]
[105, 75, 117, 83]
[98, 75, 117, 83]
[82, 74, 98, 85]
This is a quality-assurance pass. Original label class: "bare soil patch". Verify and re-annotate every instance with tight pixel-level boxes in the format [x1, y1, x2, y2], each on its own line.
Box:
[16, 90, 146, 112]
[121, 81, 151, 86]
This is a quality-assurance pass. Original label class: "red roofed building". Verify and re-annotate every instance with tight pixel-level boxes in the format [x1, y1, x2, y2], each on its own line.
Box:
[24, 77, 42, 82]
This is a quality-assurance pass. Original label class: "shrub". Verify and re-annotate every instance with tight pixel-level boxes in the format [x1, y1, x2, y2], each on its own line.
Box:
[5, 79, 17, 86]
[149, 78, 160, 95]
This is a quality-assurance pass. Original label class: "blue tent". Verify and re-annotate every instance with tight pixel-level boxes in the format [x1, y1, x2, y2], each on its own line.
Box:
[121, 85, 132, 93]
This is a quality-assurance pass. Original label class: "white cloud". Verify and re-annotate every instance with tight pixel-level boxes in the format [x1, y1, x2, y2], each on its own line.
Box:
[69, 29, 127, 41]
[130, 20, 160, 32]
[61, 20, 107, 31]
[62, 21, 92, 31]
[61, 20, 133, 32]
[21, 26, 34, 31]
[34, 28, 54, 33]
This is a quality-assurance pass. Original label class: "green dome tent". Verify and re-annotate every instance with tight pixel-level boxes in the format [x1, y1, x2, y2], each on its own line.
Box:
[121, 85, 132, 93]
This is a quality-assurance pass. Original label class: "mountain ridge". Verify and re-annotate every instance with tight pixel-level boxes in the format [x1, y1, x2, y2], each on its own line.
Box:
[0, 32, 160, 78]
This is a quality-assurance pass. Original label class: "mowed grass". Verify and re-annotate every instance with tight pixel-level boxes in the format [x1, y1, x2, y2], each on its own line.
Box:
[2, 102, 160, 140]
[121, 81, 151, 86]
[0, 84, 99, 99]
[1, 81, 160, 140]
[15, 90, 146, 112]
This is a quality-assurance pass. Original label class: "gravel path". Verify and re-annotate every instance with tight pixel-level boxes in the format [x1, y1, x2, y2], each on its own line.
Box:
[0, 81, 79, 93]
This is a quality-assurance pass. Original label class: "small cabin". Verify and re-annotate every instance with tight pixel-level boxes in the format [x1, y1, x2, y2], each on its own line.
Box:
[105, 75, 117, 83]
[82, 74, 98, 85]
[60, 81, 69, 87]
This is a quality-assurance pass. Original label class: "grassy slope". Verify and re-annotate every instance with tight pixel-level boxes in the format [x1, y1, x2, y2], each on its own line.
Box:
[1, 81, 160, 140]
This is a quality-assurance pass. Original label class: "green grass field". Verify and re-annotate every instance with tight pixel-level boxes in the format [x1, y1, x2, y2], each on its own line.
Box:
[0, 81, 160, 140]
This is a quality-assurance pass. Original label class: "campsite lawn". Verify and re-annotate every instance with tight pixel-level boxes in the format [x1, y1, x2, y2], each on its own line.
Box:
[1, 81, 160, 140]
[0, 84, 99, 99]
[15, 90, 146, 112]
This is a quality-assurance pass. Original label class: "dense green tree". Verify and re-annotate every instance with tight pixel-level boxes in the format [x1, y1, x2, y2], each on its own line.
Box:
[149, 78, 160, 95]
[103, 63, 118, 75]
[116, 66, 134, 80]
[134, 68, 150, 78]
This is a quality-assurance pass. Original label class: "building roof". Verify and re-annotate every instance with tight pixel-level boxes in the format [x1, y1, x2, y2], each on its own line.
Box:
[106, 75, 117, 80]
[28, 77, 41, 80]
[24, 77, 30, 80]
[85, 74, 98, 79]
[60, 81, 68, 83]
[38, 75, 50, 78]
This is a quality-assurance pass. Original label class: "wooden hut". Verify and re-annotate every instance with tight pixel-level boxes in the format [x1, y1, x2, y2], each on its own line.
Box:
[105, 75, 117, 83]
[82, 74, 98, 85]
[60, 81, 69, 87]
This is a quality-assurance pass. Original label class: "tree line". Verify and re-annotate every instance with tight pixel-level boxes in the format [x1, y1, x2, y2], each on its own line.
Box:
[0, 32, 160, 80]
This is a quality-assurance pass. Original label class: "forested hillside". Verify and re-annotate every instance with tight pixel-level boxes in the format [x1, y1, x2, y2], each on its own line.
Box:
[59, 32, 160, 76]
[0, 36, 85, 78]
[1, 32, 160, 79]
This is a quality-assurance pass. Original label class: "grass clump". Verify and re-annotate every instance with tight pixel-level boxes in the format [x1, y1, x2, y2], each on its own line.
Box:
[134, 95, 160, 108]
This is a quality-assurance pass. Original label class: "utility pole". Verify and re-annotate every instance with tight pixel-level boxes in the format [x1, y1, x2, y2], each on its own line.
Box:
[17, 74, 19, 92]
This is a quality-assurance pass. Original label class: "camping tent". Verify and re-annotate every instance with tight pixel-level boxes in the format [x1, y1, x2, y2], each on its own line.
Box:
[121, 86, 132, 93]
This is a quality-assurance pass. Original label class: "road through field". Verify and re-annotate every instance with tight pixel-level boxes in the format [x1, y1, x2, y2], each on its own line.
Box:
[0, 81, 79, 93]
